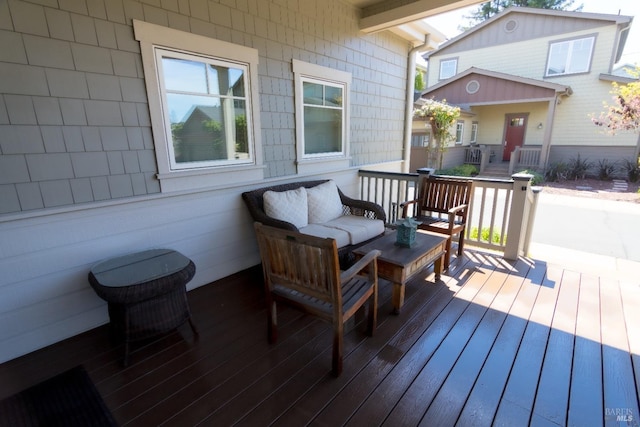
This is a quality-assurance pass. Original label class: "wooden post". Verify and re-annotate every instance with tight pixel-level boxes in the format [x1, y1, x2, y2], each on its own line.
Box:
[504, 173, 533, 260]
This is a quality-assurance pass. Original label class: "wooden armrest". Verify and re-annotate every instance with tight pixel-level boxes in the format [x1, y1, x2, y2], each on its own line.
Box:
[447, 204, 468, 215]
[399, 199, 419, 218]
[340, 249, 381, 284]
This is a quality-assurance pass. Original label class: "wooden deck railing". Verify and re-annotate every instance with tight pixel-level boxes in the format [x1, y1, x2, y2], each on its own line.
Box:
[357, 170, 541, 259]
[358, 170, 420, 223]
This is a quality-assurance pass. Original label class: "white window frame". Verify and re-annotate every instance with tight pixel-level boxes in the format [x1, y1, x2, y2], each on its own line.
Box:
[470, 122, 478, 144]
[293, 59, 351, 174]
[134, 20, 263, 192]
[439, 58, 457, 80]
[455, 120, 464, 145]
[545, 35, 595, 77]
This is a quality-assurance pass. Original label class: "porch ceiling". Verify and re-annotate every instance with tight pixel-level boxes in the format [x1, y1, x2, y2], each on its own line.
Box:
[345, 0, 485, 47]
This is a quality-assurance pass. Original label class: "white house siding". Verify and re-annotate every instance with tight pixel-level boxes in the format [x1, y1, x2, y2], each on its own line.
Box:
[0, 0, 410, 362]
[427, 14, 638, 164]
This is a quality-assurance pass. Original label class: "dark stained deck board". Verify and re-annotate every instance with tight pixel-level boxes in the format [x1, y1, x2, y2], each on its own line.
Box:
[333, 252, 498, 427]
[567, 273, 603, 426]
[0, 250, 638, 427]
[530, 269, 580, 425]
[618, 279, 640, 418]
[240, 252, 465, 426]
[600, 278, 640, 426]
[492, 263, 564, 425]
[379, 258, 519, 426]
[455, 258, 546, 426]
[419, 258, 535, 426]
[269, 253, 472, 427]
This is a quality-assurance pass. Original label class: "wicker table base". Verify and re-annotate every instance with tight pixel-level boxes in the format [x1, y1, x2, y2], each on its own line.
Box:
[88, 249, 198, 366]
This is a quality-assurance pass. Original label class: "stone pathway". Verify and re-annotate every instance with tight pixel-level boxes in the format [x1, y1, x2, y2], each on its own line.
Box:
[612, 179, 628, 192]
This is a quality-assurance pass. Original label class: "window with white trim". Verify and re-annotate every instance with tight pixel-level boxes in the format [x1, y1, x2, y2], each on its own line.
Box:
[455, 120, 464, 144]
[470, 122, 478, 144]
[439, 59, 457, 80]
[293, 59, 350, 174]
[157, 50, 251, 169]
[546, 36, 595, 77]
[134, 20, 263, 192]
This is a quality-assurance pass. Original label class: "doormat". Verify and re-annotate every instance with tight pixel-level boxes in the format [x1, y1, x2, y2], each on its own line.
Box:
[0, 365, 118, 427]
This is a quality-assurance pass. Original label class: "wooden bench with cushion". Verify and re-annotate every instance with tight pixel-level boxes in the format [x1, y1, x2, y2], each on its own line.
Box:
[242, 180, 386, 266]
[400, 175, 474, 269]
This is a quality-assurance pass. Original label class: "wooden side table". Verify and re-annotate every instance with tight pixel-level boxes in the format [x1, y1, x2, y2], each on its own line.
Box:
[353, 231, 447, 314]
[88, 249, 198, 366]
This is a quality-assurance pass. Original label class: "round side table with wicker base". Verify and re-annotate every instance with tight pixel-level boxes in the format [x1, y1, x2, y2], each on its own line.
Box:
[88, 249, 198, 366]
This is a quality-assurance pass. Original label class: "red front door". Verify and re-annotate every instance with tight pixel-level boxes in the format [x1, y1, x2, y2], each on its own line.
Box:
[503, 114, 527, 161]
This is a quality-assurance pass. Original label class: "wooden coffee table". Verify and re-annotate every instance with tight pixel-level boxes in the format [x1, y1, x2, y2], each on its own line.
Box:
[353, 231, 447, 314]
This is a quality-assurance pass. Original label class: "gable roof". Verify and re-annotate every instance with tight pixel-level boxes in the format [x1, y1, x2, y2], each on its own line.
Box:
[424, 6, 633, 60]
[421, 67, 572, 106]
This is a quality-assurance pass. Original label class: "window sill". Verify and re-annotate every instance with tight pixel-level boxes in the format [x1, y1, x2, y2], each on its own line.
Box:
[296, 157, 350, 175]
[156, 164, 264, 193]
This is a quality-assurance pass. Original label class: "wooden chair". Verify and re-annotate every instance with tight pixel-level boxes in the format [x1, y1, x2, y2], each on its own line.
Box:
[253, 222, 381, 376]
[400, 175, 474, 269]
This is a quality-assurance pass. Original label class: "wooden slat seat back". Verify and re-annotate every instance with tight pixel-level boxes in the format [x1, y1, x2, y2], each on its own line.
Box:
[401, 175, 474, 269]
[253, 222, 380, 376]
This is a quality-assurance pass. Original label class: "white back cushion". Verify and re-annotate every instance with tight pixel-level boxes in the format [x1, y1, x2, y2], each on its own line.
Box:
[307, 180, 344, 224]
[263, 187, 308, 229]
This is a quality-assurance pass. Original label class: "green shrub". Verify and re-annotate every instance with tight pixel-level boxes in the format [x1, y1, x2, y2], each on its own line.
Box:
[436, 164, 478, 177]
[596, 159, 619, 181]
[544, 162, 568, 182]
[567, 154, 593, 180]
[622, 158, 640, 183]
[469, 227, 502, 244]
[516, 169, 544, 186]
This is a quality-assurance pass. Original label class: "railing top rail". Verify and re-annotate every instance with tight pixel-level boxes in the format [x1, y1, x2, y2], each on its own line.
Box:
[358, 169, 420, 178]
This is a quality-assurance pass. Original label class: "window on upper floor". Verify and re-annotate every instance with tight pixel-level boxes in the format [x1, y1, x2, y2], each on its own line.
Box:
[439, 59, 457, 80]
[134, 20, 263, 192]
[470, 122, 478, 144]
[455, 121, 464, 144]
[293, 59, 351, 174]
[546, 36, 595, 77]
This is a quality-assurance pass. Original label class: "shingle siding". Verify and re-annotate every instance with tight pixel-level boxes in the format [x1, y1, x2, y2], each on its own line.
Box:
[1, 0, 408, 214]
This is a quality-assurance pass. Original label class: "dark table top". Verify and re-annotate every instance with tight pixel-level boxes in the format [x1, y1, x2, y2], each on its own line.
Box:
[354, 230, 447, 265]
[90, 249, 191, 288]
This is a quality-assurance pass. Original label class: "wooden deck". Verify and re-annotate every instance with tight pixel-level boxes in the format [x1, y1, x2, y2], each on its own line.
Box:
[1, 249, 638, 426]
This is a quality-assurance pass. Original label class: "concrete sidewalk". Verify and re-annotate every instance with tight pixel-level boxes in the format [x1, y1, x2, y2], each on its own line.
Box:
[530, 191, 640, 264]
[528, 242, 640, 282]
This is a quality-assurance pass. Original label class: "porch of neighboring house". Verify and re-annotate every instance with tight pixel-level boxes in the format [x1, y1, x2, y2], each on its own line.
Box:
[0, 244, 638, 426]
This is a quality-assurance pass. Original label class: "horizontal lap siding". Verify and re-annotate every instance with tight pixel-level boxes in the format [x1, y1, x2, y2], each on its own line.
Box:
[0, 168, 367, 363]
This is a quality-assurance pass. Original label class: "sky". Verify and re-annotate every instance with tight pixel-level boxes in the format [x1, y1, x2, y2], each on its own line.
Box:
[423, 0, 640, 65]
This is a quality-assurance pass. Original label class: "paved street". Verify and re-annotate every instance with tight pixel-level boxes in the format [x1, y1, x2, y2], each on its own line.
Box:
[530, 192, 640, 263]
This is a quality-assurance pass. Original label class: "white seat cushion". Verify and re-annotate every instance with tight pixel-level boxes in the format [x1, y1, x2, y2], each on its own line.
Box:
[323, 216, 385, 245]
[298, 224, 351, 248]
[307, 180, 344, 224]
[263, 187, 308, 229]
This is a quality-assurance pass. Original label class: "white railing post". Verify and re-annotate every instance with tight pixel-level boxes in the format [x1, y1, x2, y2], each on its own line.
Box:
[504, 173, 533, 260]
[522, 186, 542, 256]
[479, 146, 490, 173]
[508, 146, 520, 175]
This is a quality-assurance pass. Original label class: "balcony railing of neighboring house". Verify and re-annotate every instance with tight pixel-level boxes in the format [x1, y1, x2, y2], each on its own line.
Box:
[464, 146, 482, 166]
[357, 170, 541, 260]
[509, 146, 542, 174]
[465, 145, 494, 173]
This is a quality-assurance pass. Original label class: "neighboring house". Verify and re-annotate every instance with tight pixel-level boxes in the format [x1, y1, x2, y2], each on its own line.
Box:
[0, 0, 468, 362]
[416, 7, 640, 172]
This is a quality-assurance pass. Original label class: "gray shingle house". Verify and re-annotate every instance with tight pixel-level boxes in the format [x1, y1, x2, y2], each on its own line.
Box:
[0, 0, 473, 362]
